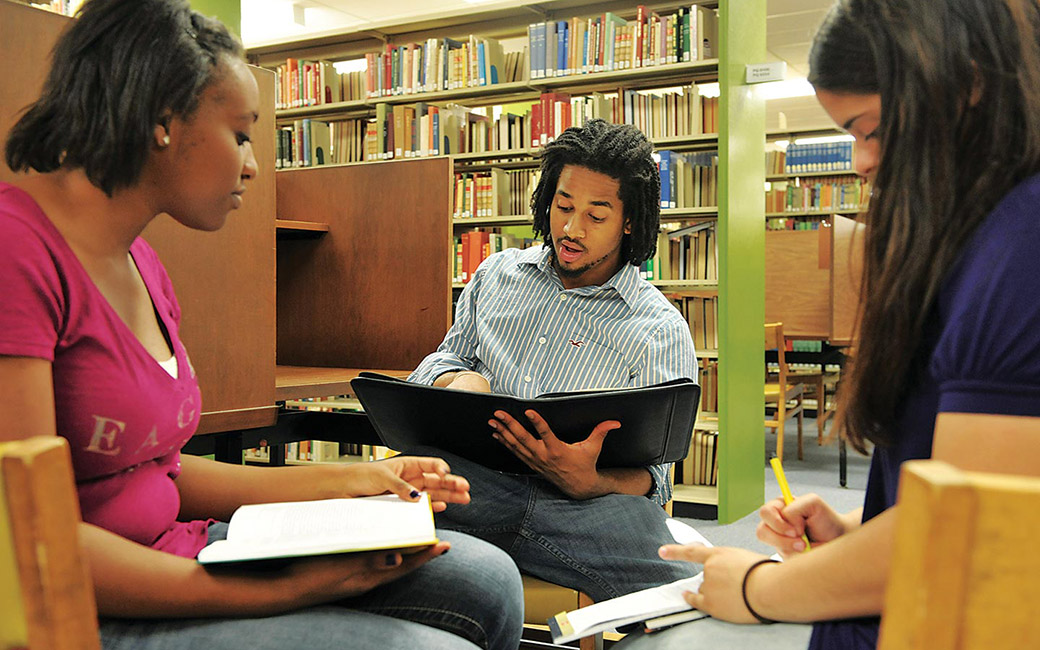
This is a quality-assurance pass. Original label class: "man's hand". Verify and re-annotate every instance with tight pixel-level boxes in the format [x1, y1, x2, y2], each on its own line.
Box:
[440, 370, 491, 393]
[490, 409, 619, 499]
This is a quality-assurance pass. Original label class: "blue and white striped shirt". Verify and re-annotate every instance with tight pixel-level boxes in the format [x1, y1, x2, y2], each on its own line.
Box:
[410, 245, 698, 504]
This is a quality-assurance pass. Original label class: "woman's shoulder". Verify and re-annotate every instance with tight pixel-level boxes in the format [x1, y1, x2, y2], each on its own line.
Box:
[0, 182, 67, 261]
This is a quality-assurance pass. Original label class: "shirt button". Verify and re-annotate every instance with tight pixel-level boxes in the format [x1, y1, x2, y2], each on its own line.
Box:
[524, 375, 532, 382]
[538, 337, 547, 344]
[558, 294, 567, 301]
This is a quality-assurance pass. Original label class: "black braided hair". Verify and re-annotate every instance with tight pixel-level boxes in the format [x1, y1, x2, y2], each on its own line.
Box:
[530, 119, 661, 265]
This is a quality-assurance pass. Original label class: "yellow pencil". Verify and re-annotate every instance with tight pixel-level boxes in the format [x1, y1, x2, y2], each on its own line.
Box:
[769, 457, 811, 552]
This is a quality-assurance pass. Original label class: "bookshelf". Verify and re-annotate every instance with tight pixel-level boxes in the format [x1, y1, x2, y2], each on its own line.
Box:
[251, 0, 766, 522]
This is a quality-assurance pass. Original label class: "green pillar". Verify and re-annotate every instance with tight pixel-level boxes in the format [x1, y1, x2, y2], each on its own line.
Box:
[717, 0, 766, 522]
[191, 0, 240, 36]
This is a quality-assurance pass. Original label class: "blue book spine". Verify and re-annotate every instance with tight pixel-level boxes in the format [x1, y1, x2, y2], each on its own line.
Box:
[535, 23, 546, 79]
[659, 150, 672, 209]
[582, 27, 590, 73]
[558, 21, 568, 76]
[478, 41, 487, 86]
[433, 111, 440, 155]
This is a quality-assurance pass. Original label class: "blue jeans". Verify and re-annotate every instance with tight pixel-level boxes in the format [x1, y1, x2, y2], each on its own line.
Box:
[99, 527, 523, 650]
[409, 447, 698, 602]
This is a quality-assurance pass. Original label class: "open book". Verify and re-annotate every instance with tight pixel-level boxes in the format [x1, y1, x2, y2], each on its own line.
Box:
[549, 573, 706, 644]
[351, 373, 700, 474]
[549, 518, 713, 644]
[197, 494, 438, 565]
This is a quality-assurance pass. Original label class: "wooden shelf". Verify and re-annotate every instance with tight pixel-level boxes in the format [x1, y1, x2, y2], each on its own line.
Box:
[651, 280, 718, 289]
[451, 208, 717, 226]
[372, 80, 536, 108]
[275, 219, 330, 239]
[454, 215, 533, 227]
[672, 484, 718, 505]
[452, 148, 540, 162]
[652, 133, 719, 149]
[766, 209, 866, 218]
[276, 98, 370, 121]
[696, 349, 719, 360]
[766, 126, 844, 141]
[766, 170, 857, 181]
[661, 207, 717, 221]
[538, 59, 719, 91]
[275, 365, 410, 401]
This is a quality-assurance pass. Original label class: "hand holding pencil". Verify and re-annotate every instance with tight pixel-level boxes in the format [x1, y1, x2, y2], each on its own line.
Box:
[757, 458, 854, 557]
[769, 457, 811, 552]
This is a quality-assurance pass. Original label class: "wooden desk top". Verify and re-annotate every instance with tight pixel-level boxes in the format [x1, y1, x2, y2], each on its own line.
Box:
[275, 365, 411, 400]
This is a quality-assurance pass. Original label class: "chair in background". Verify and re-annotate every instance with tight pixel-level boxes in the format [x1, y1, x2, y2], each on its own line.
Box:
[764, 322, 805, 462]
[786, 364, 840, 445]
[0, 436, 99, 650]
[878, 460, 1040, 649]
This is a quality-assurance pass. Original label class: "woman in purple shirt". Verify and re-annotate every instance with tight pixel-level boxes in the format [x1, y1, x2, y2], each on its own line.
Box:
[0, 1, 521, 649]
[646, 0, 1040, 648]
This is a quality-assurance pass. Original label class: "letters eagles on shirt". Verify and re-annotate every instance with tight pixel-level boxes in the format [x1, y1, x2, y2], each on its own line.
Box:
[84, 393, 197, 459]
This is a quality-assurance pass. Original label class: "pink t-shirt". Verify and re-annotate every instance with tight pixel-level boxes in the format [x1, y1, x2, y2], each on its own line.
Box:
[0, 183, 208, 558]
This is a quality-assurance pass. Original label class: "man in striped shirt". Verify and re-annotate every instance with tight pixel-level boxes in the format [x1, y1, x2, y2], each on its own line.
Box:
[409, 119, 699, 601]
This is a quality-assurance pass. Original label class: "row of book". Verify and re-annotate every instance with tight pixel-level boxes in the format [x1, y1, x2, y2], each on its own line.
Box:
[659, 150, 719, 209]
[454, 231, 540, 284]
[781, 142, 855, 174]
[766, 217, 826, 231]
[272, 59, 366, 110]
[269, 5, 720, 109]
[699, 359, 719, 415]
[364, 37, 526, 98]
[766, 175, 871, 213]
[275, 119, 332, 169]
[649, 222, 718, 282]
[667, 294, 719, 353]
[453, 168, 541, 219]
[678, 429, 719, 486]
[528, 5, 719, 80]
[276, 87, 719, 168]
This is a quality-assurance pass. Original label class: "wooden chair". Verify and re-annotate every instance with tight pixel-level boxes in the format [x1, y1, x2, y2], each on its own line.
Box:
[764, 323, 805, 462]
[786, 364, 840, 444]
[878, 460, 1040, 650]
[0, 436, 99, 650]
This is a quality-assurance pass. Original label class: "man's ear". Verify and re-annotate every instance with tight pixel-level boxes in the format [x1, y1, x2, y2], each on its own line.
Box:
[624, 219, 632, 235]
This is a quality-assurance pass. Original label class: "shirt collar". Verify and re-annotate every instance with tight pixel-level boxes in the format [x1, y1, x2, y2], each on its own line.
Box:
[521, 245, 642, 310]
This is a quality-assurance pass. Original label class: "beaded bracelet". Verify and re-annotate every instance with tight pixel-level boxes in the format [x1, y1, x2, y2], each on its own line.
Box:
[741, 558, 780, 625]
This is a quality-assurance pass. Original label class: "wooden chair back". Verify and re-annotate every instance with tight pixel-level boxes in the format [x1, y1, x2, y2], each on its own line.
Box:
[765, 322, 789, 387]
[0, 437, 99, 650]
[879, 460, 1040, 650]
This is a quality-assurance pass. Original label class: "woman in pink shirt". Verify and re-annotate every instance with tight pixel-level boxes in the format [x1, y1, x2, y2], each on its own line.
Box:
[0, 1, 521, 648]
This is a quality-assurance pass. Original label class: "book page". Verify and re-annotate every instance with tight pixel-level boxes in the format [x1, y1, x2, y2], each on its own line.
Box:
[553, 573, 704, 643]
[198, 494, 436, 564]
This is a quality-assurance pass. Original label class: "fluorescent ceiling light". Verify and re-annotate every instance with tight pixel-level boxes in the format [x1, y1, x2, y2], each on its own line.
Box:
[755, 78, 814, 100]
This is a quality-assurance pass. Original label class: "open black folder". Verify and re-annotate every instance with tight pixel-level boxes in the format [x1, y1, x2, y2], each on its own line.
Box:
[350, 373, 700, 474]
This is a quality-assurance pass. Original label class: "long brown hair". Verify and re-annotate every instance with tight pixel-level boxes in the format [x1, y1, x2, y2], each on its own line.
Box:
[810, 0, 1040, 453]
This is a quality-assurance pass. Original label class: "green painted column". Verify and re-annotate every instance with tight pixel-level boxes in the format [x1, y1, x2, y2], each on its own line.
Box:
[191, 0, 240, 36]
[717, 0, 766, 522]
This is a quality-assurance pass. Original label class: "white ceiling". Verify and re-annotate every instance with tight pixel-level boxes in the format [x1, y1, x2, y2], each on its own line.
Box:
[241, 0, 836, 131]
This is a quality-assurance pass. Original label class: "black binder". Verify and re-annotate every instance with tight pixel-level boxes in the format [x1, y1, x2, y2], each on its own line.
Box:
[350, 373, 700, 474]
